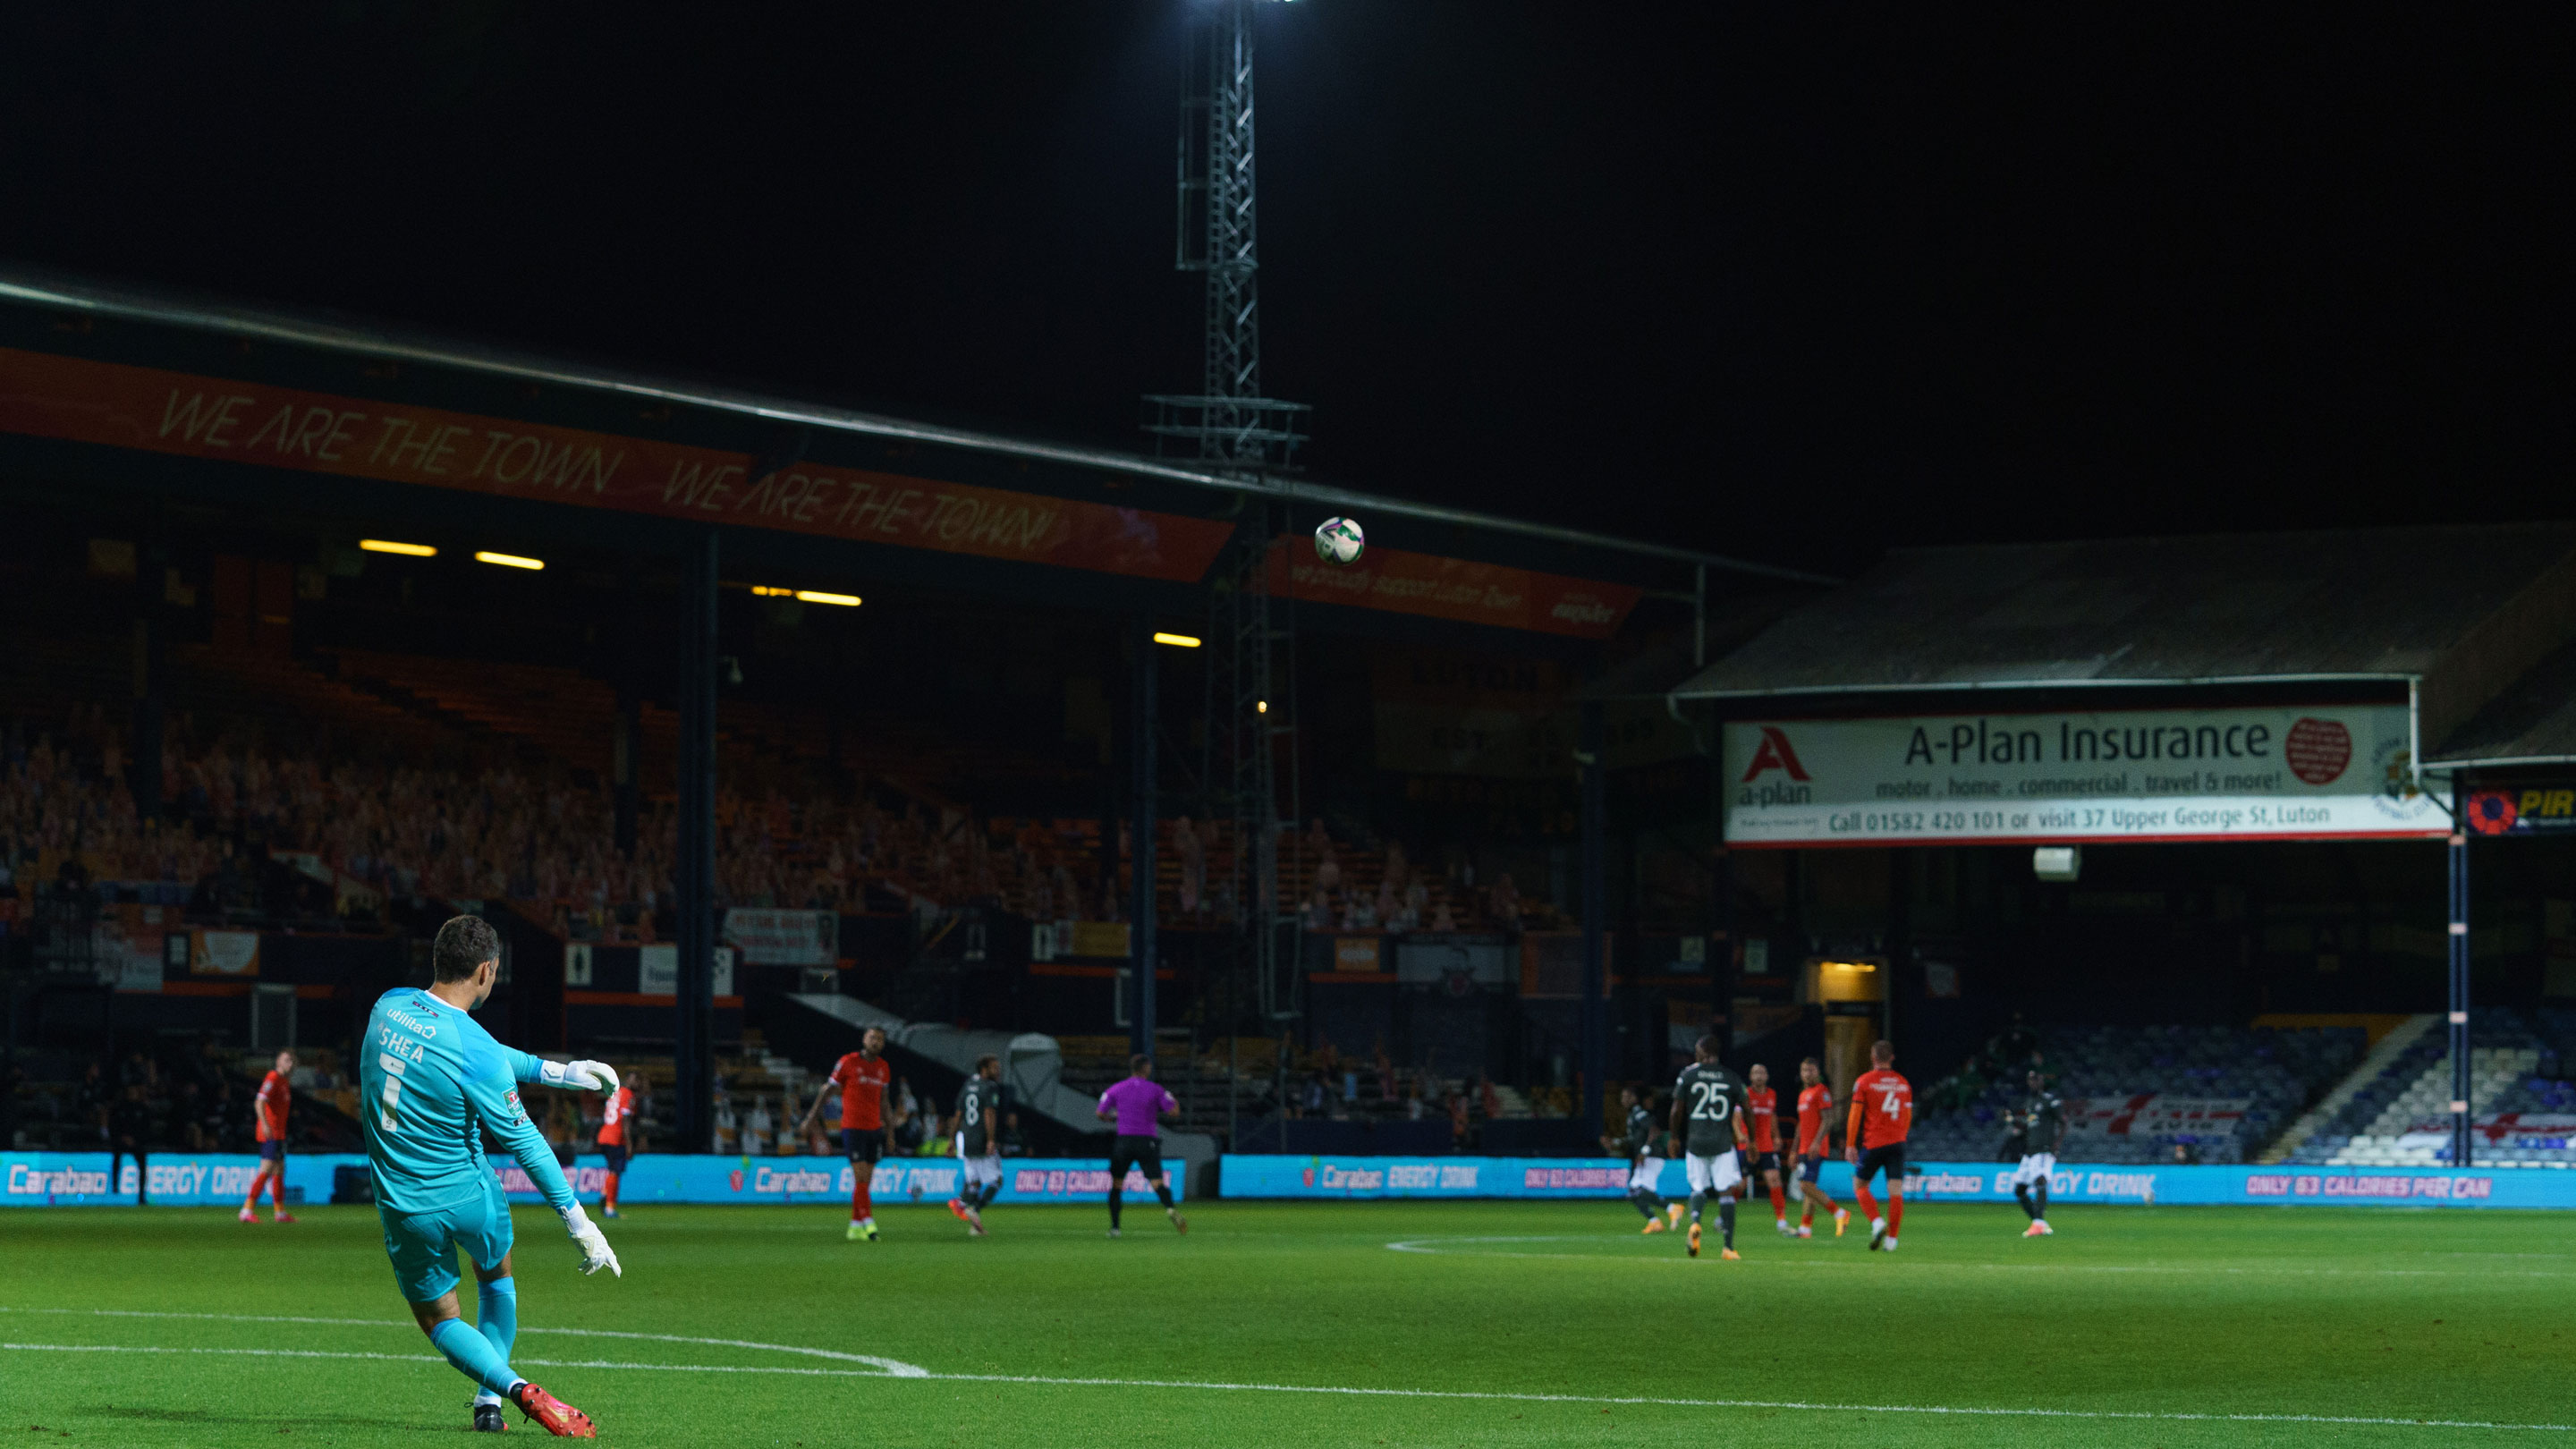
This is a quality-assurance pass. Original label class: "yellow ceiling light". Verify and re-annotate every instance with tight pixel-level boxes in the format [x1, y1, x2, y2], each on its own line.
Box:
[473, 551, 544, 571]
[359, 539, 436, 557]
[750, 585, 793, 597]
[1153, 631, 1201, 648]
[793, 589, 860, 606]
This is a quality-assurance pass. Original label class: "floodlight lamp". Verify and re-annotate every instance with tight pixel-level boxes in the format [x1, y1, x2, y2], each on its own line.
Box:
[793, 590, 861, 607]
[1153, 631, 1201, 648]
[360, 539, 436, 557]
[473, 551, 544, 571]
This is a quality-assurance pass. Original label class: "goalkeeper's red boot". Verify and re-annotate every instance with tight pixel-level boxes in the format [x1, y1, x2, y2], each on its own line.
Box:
[511, 1382, 595, 1438]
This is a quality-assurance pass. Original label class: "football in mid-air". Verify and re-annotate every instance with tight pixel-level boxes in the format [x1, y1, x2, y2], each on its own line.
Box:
[1315, 516, 1365, 565]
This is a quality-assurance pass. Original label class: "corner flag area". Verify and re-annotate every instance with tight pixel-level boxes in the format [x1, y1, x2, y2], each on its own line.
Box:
[4, 1201, 2570, 1446]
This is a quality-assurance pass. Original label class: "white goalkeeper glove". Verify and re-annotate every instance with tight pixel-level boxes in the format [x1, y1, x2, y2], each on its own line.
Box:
[538, 1059, 622, 1094]
[559, 1202, 622, 1277]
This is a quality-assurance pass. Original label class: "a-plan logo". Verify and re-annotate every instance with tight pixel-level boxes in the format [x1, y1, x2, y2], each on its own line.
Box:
[1736, 725, 1813, 807]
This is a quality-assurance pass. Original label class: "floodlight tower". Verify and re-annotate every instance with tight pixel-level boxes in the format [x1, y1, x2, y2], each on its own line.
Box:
[1146, 0, 1309, 469]
[1145, 0, 1309, 1115]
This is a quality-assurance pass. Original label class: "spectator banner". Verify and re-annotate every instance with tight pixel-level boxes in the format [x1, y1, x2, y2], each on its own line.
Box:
[1723, 705, 2448, 846]
[2059, 1095, 2249, 1147]
[723, 908, 836, 967]
[635, 944, 734, 996]
[0, 347, 1233, 582]
[1267, 540, 1640, 640]
[2466, 785, 2576, 836]
[189, 928, 260, 976]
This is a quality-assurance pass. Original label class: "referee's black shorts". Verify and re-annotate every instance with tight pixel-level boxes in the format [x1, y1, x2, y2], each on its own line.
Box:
[1108, 1134, 1164, 1183]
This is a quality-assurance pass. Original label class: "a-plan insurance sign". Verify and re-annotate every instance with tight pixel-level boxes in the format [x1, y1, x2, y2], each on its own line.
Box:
[1724, 705, 2446, 846]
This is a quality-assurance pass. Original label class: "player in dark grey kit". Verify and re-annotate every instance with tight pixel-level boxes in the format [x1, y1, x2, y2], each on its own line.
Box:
[2009, 1068, 2064, 1237]
[1604, 1084, 1682, 1234]
[946, 1054, 1008, 1235]
[1666, 1036, 1751, 1261]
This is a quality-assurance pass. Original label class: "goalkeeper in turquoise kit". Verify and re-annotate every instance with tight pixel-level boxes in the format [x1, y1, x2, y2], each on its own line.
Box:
[360, 916, 624, 1436]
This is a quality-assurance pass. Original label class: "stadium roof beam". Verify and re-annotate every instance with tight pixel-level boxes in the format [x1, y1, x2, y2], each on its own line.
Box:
[0, 267, 1828, 588]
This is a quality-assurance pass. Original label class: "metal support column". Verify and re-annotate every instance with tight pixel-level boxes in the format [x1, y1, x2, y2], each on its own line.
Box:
[1579, 699, 1607, 1133]
[2448, 777, 2472, 1169]
[1131, 617, 1160, 1058]
[674, 529, 719, 1155]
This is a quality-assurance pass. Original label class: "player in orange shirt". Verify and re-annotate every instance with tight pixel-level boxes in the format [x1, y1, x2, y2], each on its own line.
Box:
[796, 1025, 893, 1241]
[1741, 1063, 1792, 1236]
[597, 1070, 642, 1218]
[1846, 1039, 1913, 1251]
[1792, 1056, 1849, 1238]
[239, 1049, 296, 1224]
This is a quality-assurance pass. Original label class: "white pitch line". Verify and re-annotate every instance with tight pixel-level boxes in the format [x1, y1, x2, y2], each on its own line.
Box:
[3, 1341, 2566, 1434]
[0, 1343, 915, 1379]
[0, 1307, 924, 1375]
[1382, 1236, 2576, 1278]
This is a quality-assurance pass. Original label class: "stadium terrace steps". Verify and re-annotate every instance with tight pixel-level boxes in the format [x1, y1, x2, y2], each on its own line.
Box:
[777, 994, 1218, 1168]
[2279, 1008, 2576, 1167]
[2261, 1013, 2438, 1165]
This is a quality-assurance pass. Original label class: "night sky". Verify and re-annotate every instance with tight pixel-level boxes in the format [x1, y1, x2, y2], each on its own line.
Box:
[2, 4, 2568, 574]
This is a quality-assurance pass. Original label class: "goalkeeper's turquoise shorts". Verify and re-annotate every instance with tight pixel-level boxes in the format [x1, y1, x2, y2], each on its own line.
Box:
[377, 1176, 515, 1304]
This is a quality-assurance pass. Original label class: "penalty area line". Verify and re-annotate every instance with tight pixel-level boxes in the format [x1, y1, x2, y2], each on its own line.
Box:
[2, 1343, 2565, 1433]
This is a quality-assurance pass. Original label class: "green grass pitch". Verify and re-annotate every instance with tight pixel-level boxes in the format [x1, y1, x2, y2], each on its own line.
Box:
[3, 1199, 2571, 1446]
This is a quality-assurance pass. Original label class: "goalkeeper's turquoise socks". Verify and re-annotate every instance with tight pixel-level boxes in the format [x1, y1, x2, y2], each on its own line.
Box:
[429, 1316, 522, 1397]
[476, 1275, 518, 1362]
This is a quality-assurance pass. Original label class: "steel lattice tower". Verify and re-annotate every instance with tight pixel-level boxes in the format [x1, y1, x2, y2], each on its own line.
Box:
[1154, 0, 1309, 1114]
[1146, 0, 1308, 469]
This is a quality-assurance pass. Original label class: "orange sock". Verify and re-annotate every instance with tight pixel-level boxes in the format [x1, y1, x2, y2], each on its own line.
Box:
[268, 1174, 285, 1208]
[1888, 1193, 1904, 1234]
[1854, 1183, 1880, 1221]
[1768, 1182, 1788, 1220]
[604, 1174, 621, 1211]
[1801, 1201, 1814, 1225]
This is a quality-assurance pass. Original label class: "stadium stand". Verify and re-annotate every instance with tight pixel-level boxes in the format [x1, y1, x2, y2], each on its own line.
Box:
[2284, 1006, 2576, 1167]
[1909, 1022, 2368, 1165]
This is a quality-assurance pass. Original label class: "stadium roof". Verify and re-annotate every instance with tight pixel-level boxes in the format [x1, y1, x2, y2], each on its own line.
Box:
[1667, 523, 2576, 754]
[0, 267, 1828, 590]
[2421, 638, 2576, 768]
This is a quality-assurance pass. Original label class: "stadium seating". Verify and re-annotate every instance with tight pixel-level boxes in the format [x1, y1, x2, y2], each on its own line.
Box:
[1910, 1022, 2366, 1165]
[2284, 1007, 2576, 1168]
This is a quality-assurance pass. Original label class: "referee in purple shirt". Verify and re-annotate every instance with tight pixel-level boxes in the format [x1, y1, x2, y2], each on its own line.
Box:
[1096, 1055, 1188, 1237]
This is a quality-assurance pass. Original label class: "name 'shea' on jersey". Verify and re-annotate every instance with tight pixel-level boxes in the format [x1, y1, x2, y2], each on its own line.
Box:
[359, 987, 575, 1216]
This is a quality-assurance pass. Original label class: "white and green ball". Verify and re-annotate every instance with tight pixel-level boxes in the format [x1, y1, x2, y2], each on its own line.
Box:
[1314, 516, 1366, 565]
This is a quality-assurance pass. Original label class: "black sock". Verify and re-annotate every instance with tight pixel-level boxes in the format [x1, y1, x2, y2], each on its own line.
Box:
[2033, 1182, 2049, 1218]
[1153, 1183, 1175, 1210]
[2015, 1183, 2036, 1219]
[1718, 1197, 1737, 1249]
[1630, 1190, 1658, 1220]
[1687, 1190, 1706, 1224]
[979, 1182, 1003, 1209]
[1107, 1187, 1123, 1230]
